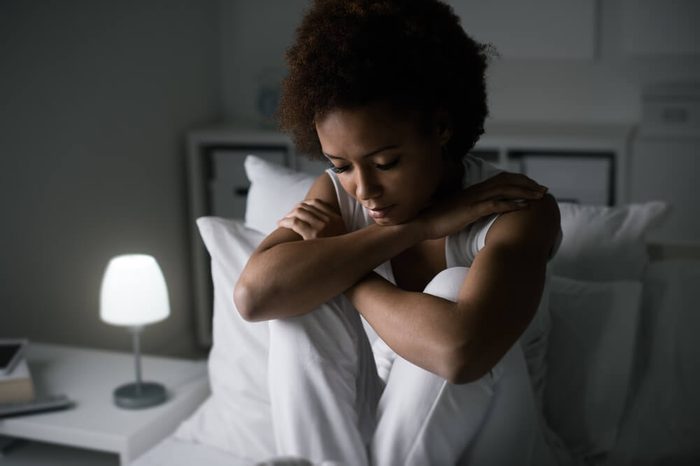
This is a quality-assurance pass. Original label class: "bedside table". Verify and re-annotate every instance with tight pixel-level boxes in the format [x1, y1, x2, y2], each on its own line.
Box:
[0, 343, 209, 465]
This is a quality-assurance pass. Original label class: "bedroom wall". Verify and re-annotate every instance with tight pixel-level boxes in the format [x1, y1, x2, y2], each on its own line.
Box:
[0, 0, 221, 357]
[220, 0, 700, 127]
[219, 0, 309, 125]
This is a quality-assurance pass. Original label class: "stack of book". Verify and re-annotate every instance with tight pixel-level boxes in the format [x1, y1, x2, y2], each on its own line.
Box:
[0, 341, 35, 405]
[0, 341, 75, 423]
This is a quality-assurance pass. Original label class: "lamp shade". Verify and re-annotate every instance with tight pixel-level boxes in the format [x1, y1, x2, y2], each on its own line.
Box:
[100, 254, 170, 326]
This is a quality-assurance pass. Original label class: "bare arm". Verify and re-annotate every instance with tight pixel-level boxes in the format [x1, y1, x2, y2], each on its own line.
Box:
[345, 194, 561, 384]
[234, 173, 423, 321]
[235, 170, 549, 323]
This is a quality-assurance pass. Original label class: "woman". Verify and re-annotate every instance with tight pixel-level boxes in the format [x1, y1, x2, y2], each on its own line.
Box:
[235, 1, 561, 464]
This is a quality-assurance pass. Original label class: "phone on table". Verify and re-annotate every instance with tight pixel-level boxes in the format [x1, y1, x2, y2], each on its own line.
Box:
[0, 339, 28, 376]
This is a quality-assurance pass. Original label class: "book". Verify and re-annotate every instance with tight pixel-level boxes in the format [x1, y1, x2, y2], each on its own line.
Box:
[0, 358, 35, 404]
[0, 339, 27, 376]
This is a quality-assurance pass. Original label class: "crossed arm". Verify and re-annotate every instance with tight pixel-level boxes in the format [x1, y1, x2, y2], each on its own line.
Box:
[234, 172, 560, 383]
[345, 196, 559, 383]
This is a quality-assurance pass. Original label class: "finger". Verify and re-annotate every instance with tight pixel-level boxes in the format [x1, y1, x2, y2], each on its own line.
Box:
[277, 216, 314, 240]
[303, 198, 339, 217]
[284, 205, 328, 229]
[475, 199, 530, 217]
[296, 203, 332, 223]
[281, 202, 327, 223]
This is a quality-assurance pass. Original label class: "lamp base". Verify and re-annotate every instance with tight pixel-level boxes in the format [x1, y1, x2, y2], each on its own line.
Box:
[113, 382, 167, 409]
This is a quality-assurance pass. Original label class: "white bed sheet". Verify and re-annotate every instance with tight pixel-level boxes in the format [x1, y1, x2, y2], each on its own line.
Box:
[130, 436, 253, 466]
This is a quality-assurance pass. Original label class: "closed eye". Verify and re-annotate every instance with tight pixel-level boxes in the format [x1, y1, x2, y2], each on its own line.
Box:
[376, 158, 400, 171]
[328, 161, 350, 174]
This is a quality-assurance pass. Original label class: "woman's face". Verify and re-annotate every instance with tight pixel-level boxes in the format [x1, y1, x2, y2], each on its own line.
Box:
[315, 102, 449, 226]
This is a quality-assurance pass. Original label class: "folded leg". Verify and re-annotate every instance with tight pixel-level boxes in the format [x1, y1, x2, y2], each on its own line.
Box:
[267, 294, 383, 466]
[372, 267, 553, 466]
[457, 344, 555, 466]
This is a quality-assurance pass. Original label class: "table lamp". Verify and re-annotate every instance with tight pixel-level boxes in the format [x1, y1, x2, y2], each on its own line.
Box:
[99, 254, 170, 409]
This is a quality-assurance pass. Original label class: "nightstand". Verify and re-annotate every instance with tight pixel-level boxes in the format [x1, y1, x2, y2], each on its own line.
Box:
[0, 343, 209, 465]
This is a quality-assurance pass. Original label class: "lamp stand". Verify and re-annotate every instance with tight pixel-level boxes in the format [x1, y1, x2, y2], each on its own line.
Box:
[113, 326, 167, 409]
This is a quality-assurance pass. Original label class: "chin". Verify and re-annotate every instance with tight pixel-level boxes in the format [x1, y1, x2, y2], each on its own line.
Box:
[367, 204, 420, 226]
[372, 218, 395, 226]
[371, 213, 412, 227]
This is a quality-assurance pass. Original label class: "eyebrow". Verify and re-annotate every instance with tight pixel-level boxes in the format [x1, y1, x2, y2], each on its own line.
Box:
[323, 144, 399, 161]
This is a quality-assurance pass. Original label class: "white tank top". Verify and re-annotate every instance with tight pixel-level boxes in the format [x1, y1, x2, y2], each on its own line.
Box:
[327, 154, 508, 280]
[326, 154, 560, 397]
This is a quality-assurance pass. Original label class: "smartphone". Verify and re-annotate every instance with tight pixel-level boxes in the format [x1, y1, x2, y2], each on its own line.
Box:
[0, 339, 28, 376]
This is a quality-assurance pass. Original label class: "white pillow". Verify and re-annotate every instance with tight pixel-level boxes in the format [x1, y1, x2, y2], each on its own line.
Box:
[544, 275, 643, 459]
[175, 218, 276, 459]
[244, 155, 316, 234]
[552, 202, 668, 282]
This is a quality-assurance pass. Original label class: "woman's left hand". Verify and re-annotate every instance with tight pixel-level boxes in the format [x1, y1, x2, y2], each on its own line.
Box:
[415, 172, 547, 241]
[277, 198, 347, 240]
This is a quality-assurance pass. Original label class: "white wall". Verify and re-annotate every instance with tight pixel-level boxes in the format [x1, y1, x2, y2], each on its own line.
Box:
[0, 0, 221, 357]
[220, 0, 309, 125]
[221, 0, 700, 126]
[485, 0, 700, 124]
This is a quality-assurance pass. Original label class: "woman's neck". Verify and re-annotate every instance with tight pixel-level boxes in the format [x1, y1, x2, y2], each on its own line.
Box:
[433, 157, 464, 200]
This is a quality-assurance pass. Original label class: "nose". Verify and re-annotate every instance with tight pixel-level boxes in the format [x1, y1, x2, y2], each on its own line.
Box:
[355, 167, 382, 201]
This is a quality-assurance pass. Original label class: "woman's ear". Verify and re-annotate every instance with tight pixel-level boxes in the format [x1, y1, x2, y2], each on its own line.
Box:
[435, 109, 452, 145]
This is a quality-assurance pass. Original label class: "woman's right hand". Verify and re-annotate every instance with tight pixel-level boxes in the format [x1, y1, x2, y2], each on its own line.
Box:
[277, 198, 347, 240]
[415, 171, 549, 240]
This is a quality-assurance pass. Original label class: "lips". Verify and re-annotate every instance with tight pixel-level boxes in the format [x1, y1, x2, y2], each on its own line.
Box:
[367, 205, 394, 219]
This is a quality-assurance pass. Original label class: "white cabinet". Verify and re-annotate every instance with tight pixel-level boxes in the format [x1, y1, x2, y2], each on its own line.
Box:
[0, 344, 208, 466]
[474, 121, 632, 206]
[208, 148, 287, 219]
[519, 155, 612, 206]
[628, 83, 700, 245]
[629, 136, 700, 244]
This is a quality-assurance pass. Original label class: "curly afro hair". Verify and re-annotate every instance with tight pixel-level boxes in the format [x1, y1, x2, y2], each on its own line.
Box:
[278, 0, 494, 162]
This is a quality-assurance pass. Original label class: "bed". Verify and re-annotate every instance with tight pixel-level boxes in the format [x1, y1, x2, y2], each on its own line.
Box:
[132, 155, 700, 466]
